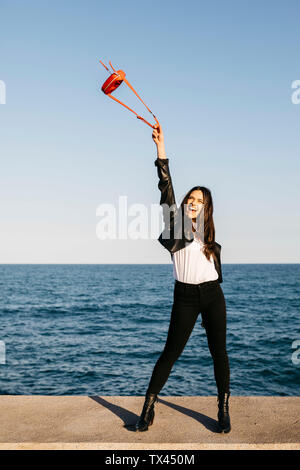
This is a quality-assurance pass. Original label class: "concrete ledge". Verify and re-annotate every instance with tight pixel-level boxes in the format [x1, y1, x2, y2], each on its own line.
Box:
[0, 395, 299, 450]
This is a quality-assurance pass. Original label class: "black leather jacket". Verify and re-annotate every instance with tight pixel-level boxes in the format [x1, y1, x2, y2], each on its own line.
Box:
[154, 157, 223, 283]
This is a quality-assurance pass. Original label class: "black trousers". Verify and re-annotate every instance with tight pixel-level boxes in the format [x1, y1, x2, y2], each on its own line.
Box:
[146, 279, 230, 395]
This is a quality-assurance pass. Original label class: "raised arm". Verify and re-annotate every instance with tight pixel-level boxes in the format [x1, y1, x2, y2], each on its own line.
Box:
[152, 123, 167, 159]
[152, 124, 177, 237]
[152, 124, 177, 225]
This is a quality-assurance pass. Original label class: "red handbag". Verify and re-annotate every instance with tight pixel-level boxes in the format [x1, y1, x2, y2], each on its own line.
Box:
[99, 59, 160, 129]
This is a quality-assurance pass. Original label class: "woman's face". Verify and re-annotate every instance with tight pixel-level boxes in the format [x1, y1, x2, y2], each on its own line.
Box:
[185, 190, 204, 219]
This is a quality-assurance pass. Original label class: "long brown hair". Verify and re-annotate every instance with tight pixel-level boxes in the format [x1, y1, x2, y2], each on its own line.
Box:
[179, 186, 216, 262]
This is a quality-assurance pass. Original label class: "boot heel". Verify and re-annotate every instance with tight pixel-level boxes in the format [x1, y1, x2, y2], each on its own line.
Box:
[149, 409, 155, 426]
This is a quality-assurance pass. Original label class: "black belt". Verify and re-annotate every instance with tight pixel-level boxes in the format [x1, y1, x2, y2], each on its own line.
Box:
[175, 279, 219, 288]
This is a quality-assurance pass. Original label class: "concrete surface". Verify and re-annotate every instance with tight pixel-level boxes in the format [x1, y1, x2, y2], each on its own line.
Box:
[0, 395, 299, 450]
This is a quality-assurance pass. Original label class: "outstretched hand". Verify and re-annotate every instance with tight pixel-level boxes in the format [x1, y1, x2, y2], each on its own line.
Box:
[152, 124, 166, 158]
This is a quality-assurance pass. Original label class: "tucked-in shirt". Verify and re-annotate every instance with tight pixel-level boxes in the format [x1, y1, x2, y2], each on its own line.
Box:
[171, 236, 219, 284]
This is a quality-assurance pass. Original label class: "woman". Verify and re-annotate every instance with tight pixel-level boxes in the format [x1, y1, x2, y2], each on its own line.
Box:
[135, 124, 231, 434]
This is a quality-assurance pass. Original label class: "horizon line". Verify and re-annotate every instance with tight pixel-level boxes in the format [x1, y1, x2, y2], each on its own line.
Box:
[0, 263, 299, 266]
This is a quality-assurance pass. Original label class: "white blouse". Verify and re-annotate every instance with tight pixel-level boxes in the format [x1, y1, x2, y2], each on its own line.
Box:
[171, 236, 219, 284]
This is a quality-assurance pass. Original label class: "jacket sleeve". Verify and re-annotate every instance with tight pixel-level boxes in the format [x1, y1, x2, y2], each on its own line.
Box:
[154, 158, 176, 206]
[154, 157, 177, 228]
[214, 242, 223, 283]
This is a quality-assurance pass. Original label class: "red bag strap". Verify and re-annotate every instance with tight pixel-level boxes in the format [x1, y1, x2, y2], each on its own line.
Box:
[106, 92, 156, 128]
[104, 60, 160, 129]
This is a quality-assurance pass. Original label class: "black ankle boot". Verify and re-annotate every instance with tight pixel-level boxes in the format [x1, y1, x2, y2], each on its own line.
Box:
[135, 392, 158, 432]
[217, 392, 231, 433]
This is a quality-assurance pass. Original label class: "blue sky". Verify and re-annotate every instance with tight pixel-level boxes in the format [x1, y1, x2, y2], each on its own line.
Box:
[0, 0, 299, 263]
